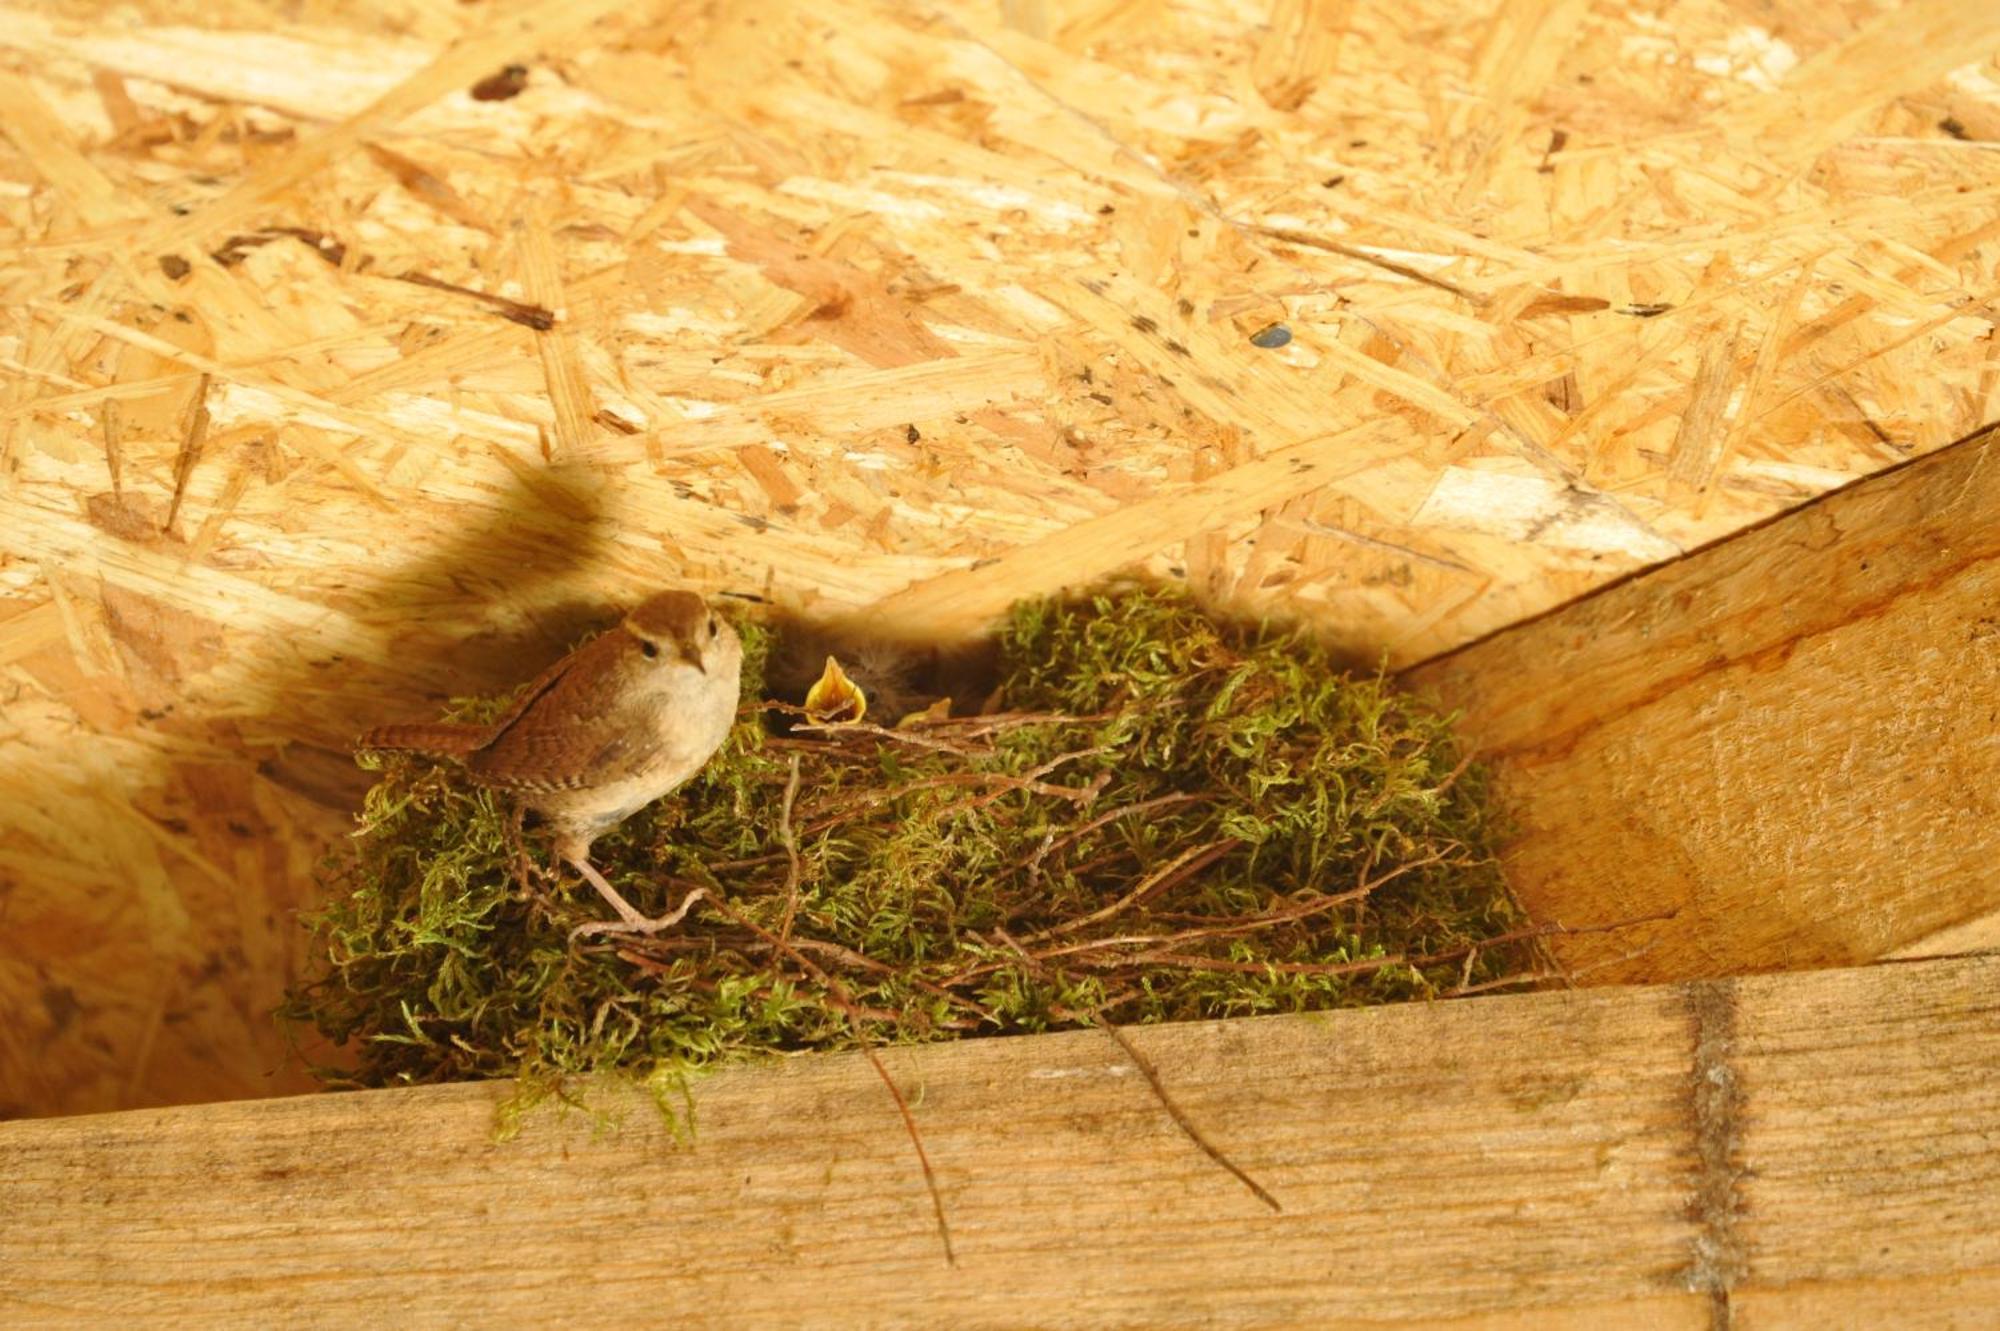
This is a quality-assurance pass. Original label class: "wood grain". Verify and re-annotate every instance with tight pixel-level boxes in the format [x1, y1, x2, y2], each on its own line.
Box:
[1407, 426, 2000, 984]
[7, 0, 2000, 1119]
[1, 953, 1993, 1327]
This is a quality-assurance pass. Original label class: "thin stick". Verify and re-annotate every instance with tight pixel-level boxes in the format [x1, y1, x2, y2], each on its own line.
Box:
[1447, 938, 1665, 996]
[799, 764, 1104, 834]
[925, 745, 1114, 820]
[727, 936, 1001, 1027]
[1019, 838, 1237, 943]
[1436, 909, 1679, 957]
[1446, 968, 1556, 996]
[1105, 908, 1679, 978]
[1097, 1018, 1282, 1214]
[1431, 747, 1478, 798]
[1103, 948, 1391, 976]
[925, 707, 1122, 737]
[862, 1047, 958, 1267]
[776, 754, 804, 941]
[1033, 933, 1175, 960]
[763, 704, 1112, 744]
[791, 718, 981, 757]
[1024, 792, 1205, 880]
[1140, 850, 1451, 946]
[997, 936, 1280, 1217]
[700, 895, 958, 1266]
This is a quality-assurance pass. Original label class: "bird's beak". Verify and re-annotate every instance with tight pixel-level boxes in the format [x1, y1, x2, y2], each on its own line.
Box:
[804, 655, 866, 724]
[677, 633, 706, 674]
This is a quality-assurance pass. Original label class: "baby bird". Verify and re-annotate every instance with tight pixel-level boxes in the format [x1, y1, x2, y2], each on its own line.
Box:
[359, 590, 743, 938]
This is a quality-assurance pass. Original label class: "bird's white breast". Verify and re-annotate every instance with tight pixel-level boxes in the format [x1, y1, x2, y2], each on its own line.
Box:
[599, 650, 741, 824]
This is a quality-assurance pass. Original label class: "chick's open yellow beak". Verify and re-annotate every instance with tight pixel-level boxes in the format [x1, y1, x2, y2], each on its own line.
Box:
[803, 654, 867, 724]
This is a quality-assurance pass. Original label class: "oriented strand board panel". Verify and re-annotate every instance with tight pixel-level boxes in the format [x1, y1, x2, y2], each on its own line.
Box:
[3, 1, 2000, 1118]
[1407, 424, 2000, 984]
[2, 954, 1996, 1327]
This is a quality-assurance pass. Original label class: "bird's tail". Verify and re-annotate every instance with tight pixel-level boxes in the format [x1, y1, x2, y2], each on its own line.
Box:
[355, 721, 487, 760]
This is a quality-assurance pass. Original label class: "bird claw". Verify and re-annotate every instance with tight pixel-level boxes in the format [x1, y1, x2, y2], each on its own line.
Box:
[568, 887, 708, 942]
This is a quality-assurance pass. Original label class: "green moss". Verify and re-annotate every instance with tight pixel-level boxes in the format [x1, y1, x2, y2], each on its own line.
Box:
[280, 585, 1535, 1117]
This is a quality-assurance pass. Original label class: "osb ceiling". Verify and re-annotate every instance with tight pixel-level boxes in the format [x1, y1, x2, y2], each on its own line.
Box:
[2, 0, 1997, 1116]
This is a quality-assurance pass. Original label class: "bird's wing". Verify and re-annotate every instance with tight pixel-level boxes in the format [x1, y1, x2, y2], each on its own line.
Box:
[471, 723, 659, 792]
[479, 634, 599, 737]
[467, 633, 661, 791]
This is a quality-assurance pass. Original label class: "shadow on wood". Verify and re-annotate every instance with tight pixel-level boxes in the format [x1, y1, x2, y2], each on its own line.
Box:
[1407, 425, 2000, 984]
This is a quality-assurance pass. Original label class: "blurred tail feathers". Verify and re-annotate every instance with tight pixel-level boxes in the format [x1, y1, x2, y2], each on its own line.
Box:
[356, 721, 488, 759]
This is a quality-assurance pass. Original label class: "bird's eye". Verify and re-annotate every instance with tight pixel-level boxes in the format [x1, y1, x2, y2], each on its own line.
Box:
[707, 616, 719, 637]
[640, 640, 659, 659]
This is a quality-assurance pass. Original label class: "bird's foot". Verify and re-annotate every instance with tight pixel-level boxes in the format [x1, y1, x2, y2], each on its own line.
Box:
[568, 889, 707, 941]
[567, 856, 708, 941]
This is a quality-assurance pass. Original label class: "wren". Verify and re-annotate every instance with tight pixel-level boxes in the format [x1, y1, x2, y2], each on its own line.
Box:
[358, 590, 743, 938]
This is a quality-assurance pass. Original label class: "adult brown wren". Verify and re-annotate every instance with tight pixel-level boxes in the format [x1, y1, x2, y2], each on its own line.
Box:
[357, 590, 744, 938]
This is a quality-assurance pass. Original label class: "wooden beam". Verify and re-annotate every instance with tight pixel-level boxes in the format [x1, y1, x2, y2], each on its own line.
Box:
[1406, 425, 2000, 984]
[3, 955, 1995, 1325]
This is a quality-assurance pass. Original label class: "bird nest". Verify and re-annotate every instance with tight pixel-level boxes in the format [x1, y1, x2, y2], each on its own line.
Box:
[281, 585, 1538, 1127]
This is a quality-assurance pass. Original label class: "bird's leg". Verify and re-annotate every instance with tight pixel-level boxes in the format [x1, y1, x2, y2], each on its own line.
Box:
[505, 803, 540, 905]
[566, 854, 707, 941]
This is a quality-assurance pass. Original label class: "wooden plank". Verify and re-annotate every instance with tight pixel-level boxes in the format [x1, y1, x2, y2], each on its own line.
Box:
[2, 955, 1994, 1326]
[1406, 425, 2000, 984]
[9, 0, 2000, 1120]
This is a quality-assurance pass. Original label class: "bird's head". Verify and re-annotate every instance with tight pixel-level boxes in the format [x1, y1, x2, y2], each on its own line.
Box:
[624, 590, 742, 680]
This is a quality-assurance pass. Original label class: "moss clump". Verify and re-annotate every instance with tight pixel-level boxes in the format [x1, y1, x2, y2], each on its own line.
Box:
[281, 586, 1533, 1116]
